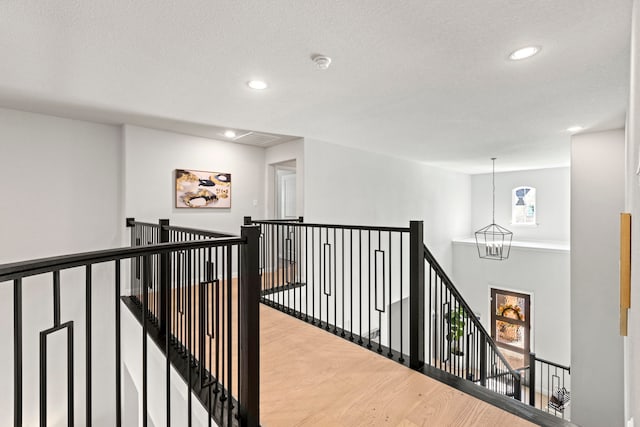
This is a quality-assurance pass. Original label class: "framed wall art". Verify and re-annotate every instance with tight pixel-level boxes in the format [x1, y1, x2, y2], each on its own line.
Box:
[175, 169, 231, 209]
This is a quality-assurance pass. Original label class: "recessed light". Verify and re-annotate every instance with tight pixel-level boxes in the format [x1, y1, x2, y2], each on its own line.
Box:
[567, 126, 584, 133]
[509, 46, 540, 60]
[224, 130, 236, 138]
[247, 80, 268, 90]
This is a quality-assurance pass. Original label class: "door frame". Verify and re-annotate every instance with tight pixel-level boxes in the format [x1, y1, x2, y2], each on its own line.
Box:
[490, 287, 532, 357]
[274, 165, 296, 219]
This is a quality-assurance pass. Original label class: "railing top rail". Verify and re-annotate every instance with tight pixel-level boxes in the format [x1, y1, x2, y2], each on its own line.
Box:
[162, 224, 237, 238]
[252, 219, 409, 233]
[0, 236, 246, 282]
[533, 355, 571, 372]
[423, 243, 519, 378]
[127, 220, 160, 229]
[251, 218, 303, 223]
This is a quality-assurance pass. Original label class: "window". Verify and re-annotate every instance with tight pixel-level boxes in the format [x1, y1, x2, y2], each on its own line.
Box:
[512, 186, 536, 224]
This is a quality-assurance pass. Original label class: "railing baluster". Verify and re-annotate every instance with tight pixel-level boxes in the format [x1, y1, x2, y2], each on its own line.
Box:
[53, 270, 61, 327]
[341, 228, 346, 338]
[399, 233, 404, 363]
[143, 255, 149, 427]
[438, 271, 443, 370]
[115, 261, 122, 427]
[226, 245, 233, 427]
[349, 229, 354, 341]
[86, 265, 92, 426]
[319, 227, 323, 328]
[215, 260, 220, 394]
[387, 231, 392, 358]
[14, 278, 22, 427]
[298, 225, 303, 319]
[375, 232, 381, 353]
[311, 228, 315, 325]
[367, 229, 371, 350]
[187, 249, 193, 427]
[358, 229, 363, 345]
[220, 247, 226, 404]
[277, 224, 281, 309]
[208, 256, 214, 427]
[165, 247, 172, 427]
[333, 228, 337, 334]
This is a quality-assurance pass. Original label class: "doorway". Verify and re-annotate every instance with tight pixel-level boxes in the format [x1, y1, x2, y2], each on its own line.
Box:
[275, 164, 297, 219]
[490, 288, 531, 369]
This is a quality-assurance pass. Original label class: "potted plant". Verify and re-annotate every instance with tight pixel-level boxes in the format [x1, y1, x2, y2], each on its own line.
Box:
[447, 307, 466, 356]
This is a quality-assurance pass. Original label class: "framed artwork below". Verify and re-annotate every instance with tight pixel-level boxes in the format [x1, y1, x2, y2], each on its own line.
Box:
[175, 169, 231, 209]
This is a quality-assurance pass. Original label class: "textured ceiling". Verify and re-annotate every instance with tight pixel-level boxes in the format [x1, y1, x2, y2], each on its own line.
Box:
[0, 0, 632, 173]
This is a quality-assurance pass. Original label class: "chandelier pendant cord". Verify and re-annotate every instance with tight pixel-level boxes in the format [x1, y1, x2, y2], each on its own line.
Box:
[492, 157, 496, 225]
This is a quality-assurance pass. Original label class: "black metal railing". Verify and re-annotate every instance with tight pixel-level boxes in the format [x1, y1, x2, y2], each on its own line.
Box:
[520, 353, 571, 420]
[125, 218, 238, 338]
[423, 243, 522, 399]
[248, 218, 528, 403]
[4, 220, 260, 427]
[248, 217, 414, 366]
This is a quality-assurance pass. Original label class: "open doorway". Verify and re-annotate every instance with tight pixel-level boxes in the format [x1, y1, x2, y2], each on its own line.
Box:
[275, 162, 297, 219]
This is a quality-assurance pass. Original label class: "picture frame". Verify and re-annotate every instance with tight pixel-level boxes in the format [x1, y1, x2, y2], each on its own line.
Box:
[175, 169, 231, 209]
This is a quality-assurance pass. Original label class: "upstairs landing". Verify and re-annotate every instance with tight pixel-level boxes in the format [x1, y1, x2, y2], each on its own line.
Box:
[260, 304, 535, 427]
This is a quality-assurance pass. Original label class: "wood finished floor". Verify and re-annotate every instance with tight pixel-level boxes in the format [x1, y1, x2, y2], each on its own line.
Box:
[260, 303, 535, 427]
[140, 284, 536, 426]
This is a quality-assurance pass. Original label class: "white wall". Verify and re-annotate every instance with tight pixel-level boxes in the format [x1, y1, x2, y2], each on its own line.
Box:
[0, 108, 123, 260]
[304, 139, 471, 272]
[452, 242, 570, 365]
[123, 125, 265, 235]
[571, 129, 625, 427]
[264, 138, 304, 218]
[471, 167, 570, 243]
[626, 1, 640, 424]
[0, 108, 123, 425]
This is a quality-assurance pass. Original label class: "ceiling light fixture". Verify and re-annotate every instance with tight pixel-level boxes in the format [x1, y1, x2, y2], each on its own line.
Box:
[475, 158, 513, 261]
[224, 130, 237, 138]
[247, 80, 268, 90]
[509, 46, 540, 60]
[567, 126, 584, 133]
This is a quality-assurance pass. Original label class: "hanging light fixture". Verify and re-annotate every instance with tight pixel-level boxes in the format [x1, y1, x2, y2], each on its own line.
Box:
[475, 158, 513, 260]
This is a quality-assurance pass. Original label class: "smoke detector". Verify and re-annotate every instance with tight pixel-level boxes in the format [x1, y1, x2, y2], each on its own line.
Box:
[312, 55, 332, 70]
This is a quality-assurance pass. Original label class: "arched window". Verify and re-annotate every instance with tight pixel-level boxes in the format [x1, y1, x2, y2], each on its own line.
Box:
[512, 186, 536, 225]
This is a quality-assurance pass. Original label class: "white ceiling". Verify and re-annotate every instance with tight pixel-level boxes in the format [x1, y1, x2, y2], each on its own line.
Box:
[0, 1, 632, 173]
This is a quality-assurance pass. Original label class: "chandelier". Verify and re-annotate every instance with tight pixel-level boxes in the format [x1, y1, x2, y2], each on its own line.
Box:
[475, 158, 513, 260]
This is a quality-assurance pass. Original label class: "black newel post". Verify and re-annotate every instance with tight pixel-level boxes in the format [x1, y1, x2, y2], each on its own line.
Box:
[529, 352, 536, 406]
[159, 219, 170, 336]
[239, 225, 260, 427]
[244, 216, 252, 226]
[409, 220, 425, 370]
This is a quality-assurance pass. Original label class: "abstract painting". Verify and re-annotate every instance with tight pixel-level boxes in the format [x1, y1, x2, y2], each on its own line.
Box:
[175, 169, 231, 209]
